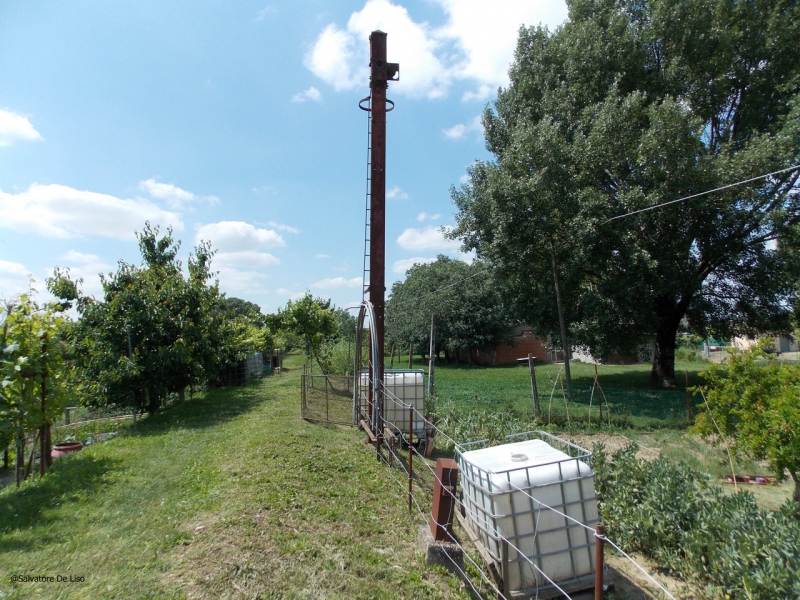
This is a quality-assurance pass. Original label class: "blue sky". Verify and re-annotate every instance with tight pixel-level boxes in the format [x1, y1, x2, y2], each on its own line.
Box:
[0, 0, 567, 313]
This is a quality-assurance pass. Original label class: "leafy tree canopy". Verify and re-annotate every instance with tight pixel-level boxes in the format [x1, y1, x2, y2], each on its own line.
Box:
[451, 0, 800, 385]
[49, 223, 243, 413]
[274, 293, 338, 368]
[386, 256, 515, 360]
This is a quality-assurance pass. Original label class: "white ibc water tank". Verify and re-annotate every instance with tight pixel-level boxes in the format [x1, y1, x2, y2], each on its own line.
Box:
[458, 434, 598, 595]
[358, 370, 425, 435]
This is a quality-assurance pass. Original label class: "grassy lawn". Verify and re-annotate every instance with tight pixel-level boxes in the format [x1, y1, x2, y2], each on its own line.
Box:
[0, 353, 469, 599]
[424, 358, 707, 428]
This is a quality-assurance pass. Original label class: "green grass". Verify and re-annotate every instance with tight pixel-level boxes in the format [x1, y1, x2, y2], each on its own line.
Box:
[0, 353, 469, 600]
[426, 358, 707, 429]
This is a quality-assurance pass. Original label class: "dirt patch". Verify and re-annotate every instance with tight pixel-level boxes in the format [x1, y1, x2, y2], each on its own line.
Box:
[561, 433, 660, 460]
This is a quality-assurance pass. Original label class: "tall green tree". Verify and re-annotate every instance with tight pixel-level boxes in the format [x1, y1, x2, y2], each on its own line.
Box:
[1, 291, 73, 483]
[52, 224, 236, 413]
[451, 0, 800, 386]
[386, 256, 514, 362]
[275, 293, 338, 370]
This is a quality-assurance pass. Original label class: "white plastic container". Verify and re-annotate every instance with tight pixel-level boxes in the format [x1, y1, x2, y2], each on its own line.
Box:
[457, 432, 598, 595]
[358, 369, 425, 435]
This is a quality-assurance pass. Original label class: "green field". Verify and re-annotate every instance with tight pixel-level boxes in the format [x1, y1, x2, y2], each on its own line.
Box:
[0, 353, 468, 600]
[421, 358, 708, 429]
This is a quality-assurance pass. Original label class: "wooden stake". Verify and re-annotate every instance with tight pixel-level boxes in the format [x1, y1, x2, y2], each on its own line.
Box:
[428, 315, 436, 397]
[685, 370, 692, 421]
[595, 523, 605, 600]
[408, 343, 413, 369]
[528, 353, 540, 417]
[595, 364, 603, 423]
[408, 404, 413, 512]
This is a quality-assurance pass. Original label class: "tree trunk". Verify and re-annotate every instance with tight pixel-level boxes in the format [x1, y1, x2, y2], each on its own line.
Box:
[792, 471, 800, 518]
[549, 239, 572, 399]
[178, 388, 185, 404]
[649, 299, 685, 387]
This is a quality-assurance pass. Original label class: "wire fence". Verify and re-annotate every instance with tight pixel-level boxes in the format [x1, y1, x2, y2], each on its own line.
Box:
[359, 376, 678, 600]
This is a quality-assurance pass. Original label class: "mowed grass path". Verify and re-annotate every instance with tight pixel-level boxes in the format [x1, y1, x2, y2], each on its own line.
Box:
[0, 354, 468, 599]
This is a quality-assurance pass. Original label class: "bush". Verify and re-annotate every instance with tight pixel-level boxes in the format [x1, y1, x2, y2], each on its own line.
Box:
[675, 346, 707, 362]
[317, 338, 354, 376]
[593, 443, 800, 599]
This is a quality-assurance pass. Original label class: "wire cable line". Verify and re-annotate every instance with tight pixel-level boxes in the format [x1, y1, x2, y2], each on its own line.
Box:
[606, 164, 800, 222]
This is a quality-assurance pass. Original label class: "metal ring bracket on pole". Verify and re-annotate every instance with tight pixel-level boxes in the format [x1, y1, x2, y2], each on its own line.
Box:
[358, 96, 371, 111]
[385, 99, 395, 112]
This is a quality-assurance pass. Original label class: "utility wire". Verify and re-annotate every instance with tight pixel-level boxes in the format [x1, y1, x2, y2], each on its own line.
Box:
[606, 164, 800, 222]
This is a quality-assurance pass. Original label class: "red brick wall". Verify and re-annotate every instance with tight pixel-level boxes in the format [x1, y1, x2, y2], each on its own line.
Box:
[475, 332, 552, 366]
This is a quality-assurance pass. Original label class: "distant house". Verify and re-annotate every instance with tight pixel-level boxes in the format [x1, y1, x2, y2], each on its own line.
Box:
[471, 324, 557, 366]
[732, 333, 799, 354]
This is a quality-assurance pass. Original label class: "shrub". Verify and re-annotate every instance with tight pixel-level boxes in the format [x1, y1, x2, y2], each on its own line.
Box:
[593, 443, 800, 599]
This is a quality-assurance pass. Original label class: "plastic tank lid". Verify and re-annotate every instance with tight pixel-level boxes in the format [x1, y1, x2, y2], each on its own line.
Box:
[462, 439, 571, 474]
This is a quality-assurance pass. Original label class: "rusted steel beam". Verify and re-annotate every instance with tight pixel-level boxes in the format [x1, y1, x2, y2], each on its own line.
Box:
[430, 458, 459, 541]
[367, 30, 398, 443]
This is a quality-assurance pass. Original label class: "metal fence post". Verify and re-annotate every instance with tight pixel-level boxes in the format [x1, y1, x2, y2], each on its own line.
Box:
[501, 535, 510, 598]
[408, 403, 413, 512]
[595, 523, 605, 600]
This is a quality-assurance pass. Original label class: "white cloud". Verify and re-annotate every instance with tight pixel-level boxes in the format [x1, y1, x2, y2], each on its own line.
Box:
[139, 178, 218, 209]
[0, 183, 183, 240]
[462, 84, 493, 102]
[59, 250, 100, 263]
[316, 254, 330, 259]
[212, 251, 279, 268]
[393, 256, 437, 273]
[195, 221, 285, 252]
[436, 0, 567, 96]
[195, 221, 283, 277]
[416, 212, 441, 222]
[305, 0, 449, 99]
[396, 225, 461, 251]
[268, 220, 300, 234]
[443, 115, 482, 140]
[387, 186, 409, 200]
[276, 288, 306, 300]
[459, 174, 470, 184]
[292, 86, 323, 102]
[311, 276, 362, 289]
[56, 251, 113, 299]
[0, 260, 31, 300]
[255, 5, 277, 21]
[305, 0, 567, 100]
[215, 267, 269, 295]
[0, 109, 42, 146]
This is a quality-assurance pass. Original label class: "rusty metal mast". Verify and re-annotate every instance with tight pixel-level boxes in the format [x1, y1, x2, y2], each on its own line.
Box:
[365, 31, 398, 439]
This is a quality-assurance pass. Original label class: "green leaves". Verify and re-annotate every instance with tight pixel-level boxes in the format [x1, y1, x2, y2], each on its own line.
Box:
[452, 0, 800, 385]
[693, 346, 800, 504]
[594, 443, 800, 598]
[386, 256, 514, 359]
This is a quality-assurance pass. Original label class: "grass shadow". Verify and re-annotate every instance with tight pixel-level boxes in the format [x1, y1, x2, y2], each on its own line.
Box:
[0, 454, 119, 548]
[131, 380, 269, 438]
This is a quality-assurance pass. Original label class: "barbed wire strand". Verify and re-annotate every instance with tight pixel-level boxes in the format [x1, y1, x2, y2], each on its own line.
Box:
[373, 393, 574, 598]
[400, 439, 575, 600]
[373, 428, 502, 600]
[606, 164, 800, 222]
[376, 382, 680, 600]
[598, 535, 677, 600]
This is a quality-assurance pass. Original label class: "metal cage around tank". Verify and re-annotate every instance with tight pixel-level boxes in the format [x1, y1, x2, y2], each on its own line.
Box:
[456, 431, 600, 599]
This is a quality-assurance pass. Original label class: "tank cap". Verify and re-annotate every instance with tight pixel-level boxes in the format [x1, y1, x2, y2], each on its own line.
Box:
[510, 452, 528, 462]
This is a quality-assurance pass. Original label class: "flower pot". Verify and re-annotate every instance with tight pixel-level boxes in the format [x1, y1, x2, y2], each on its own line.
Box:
[51, 442, 83, 459]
